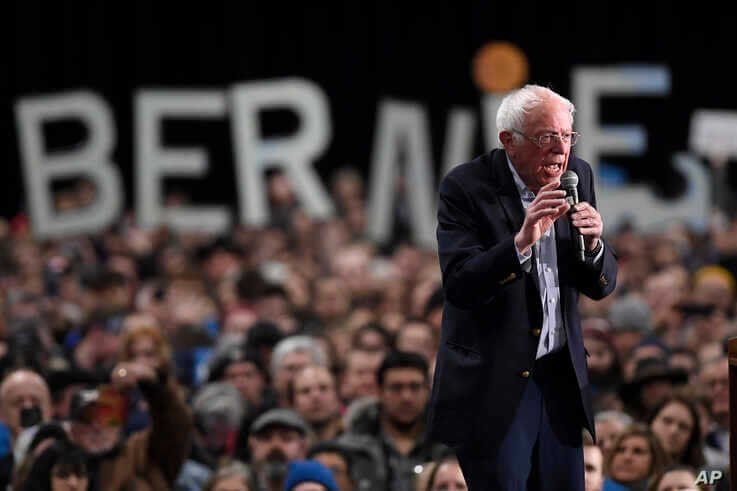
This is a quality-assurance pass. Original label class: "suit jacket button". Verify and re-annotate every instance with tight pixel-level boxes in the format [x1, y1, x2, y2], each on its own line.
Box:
[521, 370, 531, 378]
[499, 272, 517, 285]
[531, 328, 541, 337]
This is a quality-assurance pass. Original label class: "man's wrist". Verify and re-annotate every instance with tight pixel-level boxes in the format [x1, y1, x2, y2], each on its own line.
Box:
[514, 233, 531, 256]
[584, 238, 602, 256]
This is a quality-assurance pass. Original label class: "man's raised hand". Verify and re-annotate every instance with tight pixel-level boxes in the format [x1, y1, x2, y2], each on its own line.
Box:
[514, 180, 570, 254]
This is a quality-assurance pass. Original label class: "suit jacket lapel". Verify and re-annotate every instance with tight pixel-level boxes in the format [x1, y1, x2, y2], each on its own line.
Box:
[489, 150, 525, 234]
[489, 150, 540, 292]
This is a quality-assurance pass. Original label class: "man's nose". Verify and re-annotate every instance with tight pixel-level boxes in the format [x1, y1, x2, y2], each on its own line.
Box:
[551, 138, 566, 152]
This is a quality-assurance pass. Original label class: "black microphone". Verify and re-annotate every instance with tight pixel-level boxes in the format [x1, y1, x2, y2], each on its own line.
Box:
[561, 170, 585, 263]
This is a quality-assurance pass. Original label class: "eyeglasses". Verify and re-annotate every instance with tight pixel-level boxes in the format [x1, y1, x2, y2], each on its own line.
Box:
[511, 128, 580, 147]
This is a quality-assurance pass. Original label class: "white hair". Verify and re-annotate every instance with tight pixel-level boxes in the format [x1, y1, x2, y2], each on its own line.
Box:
[495, 84, 575, 147]
[594, 410, 633, 427]
[192, 382, 246, 428]
[270, 335, 327, 377]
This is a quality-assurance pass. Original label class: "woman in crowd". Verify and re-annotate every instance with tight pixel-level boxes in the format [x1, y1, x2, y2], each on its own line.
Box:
[604, 424, 668, 491]
[423, 456, 467, 491]
[116, 319, 179, 433]
[202, 462, 255, 491]
[118, 319, 174, 375]
[648, 395, 705, 469]
[21, 440, 89, 491]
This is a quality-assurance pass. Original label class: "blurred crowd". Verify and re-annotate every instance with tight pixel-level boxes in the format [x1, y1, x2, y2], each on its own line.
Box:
[0, 167, 735, 491]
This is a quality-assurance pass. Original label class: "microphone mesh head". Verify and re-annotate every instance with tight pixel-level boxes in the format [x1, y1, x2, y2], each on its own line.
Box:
[561, 170, 578, 189]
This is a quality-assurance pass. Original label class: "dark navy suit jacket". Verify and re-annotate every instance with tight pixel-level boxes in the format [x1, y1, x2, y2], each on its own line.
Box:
[427, 148, 618, 457]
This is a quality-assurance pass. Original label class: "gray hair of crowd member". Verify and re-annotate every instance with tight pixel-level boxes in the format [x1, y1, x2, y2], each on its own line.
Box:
[191, 382, 246, 429]
[495, 84, 576, 146]
[607, 295, 653, 333]
[595, 410, 634, 427]
[270, 335, 328, 377]
[203, 461, 256, 491]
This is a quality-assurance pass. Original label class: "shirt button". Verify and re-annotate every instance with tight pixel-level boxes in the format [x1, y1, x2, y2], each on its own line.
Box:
[531, 328, 541, 337]
[545, 266, 552, 272]
[521, 370, 531, 378]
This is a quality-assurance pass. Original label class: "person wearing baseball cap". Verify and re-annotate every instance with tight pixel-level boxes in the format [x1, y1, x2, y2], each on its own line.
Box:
[248, 409, 310, 491]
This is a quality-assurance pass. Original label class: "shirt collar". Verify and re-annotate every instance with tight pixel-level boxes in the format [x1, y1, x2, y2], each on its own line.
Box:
[505, 153, 535, 202]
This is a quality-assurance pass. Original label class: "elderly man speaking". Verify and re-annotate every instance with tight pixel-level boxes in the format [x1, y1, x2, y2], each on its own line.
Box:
[428, 85, 618, 490]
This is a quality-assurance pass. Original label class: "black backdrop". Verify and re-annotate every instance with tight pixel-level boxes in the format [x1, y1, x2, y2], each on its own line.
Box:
[3, 0, 737, 220]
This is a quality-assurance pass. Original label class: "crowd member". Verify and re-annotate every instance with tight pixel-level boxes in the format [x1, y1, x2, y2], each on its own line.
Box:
[595, 411, 634, 458]
[290, 365, 343, 443]
[339, 351, 447, 491]
[667, 349, 700, 385]
[619, 359, 688, 422]
[202, 461, 256, 491]
[607, 296, 655, 364]
[698, 356, 729, 469]
[0, 369, 53, 450]
[339, 349, 382, 404]
[284, 460, 339, 491]
[270, 337, 328, 408]
[1, 145, 737, 491]
[0, 369, 54, 487]
[247, 409, 310, 491]
[603, 424, 668, 491]
[647, 395, 704, 468]
[421, 456, 467, 491]
[583, 324, 623, 400]
[183, 381, 246, 487]
[394, 320, 436, 366]
[350, 324, 393, 354]
[647, 465, 700, 491]
[208, 345, 276, 421]
[115, 321, 175, 434]
[307, 441, 357, 491]
[63, 355, 192, 490]
[20, 440, 89, 491]
[583, 432, 605, 491]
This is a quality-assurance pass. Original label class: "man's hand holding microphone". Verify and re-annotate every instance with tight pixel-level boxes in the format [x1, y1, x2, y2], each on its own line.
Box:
[514, 171, 603, 261]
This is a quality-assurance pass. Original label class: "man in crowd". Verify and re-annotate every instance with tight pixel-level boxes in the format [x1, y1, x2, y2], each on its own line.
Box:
[339, 351, 447, 491]
[0, 369, 53, 444]
[208, 345, 276, 417]
[0, 369, 53, 483]
[700, 355, 729, 469]
[271, 336, 328, 407]
[340, 348, 382, 404]
[307, 441, 357, 491]
[248, 408, 310, 491]
[291, 365, 343, 442]
[394, 319, 436, 366]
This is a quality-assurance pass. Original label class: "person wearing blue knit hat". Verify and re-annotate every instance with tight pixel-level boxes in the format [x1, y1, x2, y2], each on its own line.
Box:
[284, 460, 339, 491]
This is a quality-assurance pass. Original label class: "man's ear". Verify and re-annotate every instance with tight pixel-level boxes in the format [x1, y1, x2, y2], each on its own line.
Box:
[499, 130, 515, 149]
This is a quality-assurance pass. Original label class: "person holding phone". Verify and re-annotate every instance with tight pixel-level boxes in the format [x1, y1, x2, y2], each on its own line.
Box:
[61, 340, 192, 490]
